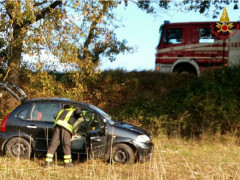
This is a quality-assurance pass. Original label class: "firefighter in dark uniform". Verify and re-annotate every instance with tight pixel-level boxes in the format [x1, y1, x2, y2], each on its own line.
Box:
[45, 106, 81, 167]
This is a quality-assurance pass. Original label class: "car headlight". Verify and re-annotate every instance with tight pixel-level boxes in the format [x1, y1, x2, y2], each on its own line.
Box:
[135, 135, 151, 143]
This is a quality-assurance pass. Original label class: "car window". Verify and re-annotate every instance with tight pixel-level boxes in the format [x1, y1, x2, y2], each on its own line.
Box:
[60, 104, 104, 132]
[82, 110, 103, 131]
[17, 108, 30, 120]
[31, 103, 60, 122]
[16, 103, 32, 120]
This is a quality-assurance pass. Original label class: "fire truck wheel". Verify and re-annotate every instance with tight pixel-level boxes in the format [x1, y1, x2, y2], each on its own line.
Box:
[174, 66, 197, 75]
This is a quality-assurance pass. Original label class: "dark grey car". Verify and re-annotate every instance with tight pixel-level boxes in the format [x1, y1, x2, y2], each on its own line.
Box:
[0, 82, 153, 164]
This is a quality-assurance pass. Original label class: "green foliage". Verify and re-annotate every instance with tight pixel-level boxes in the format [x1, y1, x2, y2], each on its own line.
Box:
[181, 67, 240, 136]
[2, 66, 240, 138]
[137, 0, 239, 18]
[89, 67, 240, 138]
[0, 0, 133, 85]
[87, 70, 195, 136]
[27, 70, 64, 98]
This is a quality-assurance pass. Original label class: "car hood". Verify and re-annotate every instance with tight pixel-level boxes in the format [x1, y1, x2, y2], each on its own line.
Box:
[113, 122, 151, 137]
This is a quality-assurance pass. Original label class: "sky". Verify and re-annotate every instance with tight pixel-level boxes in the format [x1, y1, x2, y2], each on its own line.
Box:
[22, 1, 240, 72]
[100, 2, 240, 72]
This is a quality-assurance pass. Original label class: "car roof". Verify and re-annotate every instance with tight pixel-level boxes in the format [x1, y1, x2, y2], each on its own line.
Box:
[25, 97, 93, 108]
[25, 97, 78, 104]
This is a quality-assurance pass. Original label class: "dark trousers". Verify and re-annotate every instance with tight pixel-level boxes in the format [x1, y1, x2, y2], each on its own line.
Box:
[47, 125, 72, 156]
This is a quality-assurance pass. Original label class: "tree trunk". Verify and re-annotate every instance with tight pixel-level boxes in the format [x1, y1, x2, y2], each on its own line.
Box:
[5, 0, 62, 85]
[8, 24, 24, 85]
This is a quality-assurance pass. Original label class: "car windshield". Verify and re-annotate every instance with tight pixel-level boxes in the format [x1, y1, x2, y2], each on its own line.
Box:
[86, 104, 116, 125]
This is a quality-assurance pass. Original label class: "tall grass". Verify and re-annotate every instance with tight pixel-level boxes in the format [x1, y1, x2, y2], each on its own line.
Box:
[0, 136, 239, 179]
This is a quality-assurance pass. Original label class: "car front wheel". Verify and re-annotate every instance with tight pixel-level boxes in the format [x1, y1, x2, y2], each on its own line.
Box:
[5, 137, 31, 159]
[112, 143, 135, 164]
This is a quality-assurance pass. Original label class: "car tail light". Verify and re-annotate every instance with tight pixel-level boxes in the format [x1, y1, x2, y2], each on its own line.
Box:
[0, 113, 10, 132]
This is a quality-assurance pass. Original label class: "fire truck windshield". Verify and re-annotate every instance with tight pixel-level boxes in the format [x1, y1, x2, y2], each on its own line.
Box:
[157, 24, 164, 47]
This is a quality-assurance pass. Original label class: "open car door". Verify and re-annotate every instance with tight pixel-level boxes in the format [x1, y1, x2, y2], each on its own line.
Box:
[82, 109, 107, 158]
[0, 81, 27, 103]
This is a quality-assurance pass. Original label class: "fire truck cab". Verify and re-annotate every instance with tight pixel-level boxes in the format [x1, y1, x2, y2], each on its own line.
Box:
[155, 21, 240, 76]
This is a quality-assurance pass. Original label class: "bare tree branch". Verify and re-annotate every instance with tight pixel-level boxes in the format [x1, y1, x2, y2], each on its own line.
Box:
[35, 0, 62, 21]
[33, 0, 47, 7]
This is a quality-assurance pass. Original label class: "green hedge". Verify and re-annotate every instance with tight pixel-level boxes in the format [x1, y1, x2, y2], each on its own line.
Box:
[95, 67, 240, 138]
[1, 66, 240, 138]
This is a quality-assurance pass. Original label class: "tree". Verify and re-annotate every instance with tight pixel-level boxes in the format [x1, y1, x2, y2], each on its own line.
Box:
[131, 0, 239, 18]
[0, 0, 133, 85]
[0, 0, 62, 84]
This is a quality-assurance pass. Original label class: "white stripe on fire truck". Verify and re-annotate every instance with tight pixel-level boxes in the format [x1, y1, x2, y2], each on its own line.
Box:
[157, 46, 225, 53]
[157, 40, 227, 53]
[186, 47, 223, 51]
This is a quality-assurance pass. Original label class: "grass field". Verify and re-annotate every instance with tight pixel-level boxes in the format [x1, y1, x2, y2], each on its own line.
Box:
[0, 136, 239, 180]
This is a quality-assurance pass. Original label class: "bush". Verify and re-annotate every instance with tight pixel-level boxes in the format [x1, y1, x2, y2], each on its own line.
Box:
[96, 67, 240, 138]
[2, 66, 240, 138]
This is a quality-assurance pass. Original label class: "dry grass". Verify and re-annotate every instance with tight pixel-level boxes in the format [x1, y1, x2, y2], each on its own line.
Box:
[0, 136, 240, 180]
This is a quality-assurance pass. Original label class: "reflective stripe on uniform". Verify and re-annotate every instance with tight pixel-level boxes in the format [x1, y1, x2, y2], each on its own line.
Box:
[82, 110, 86, 116]
[65, 110, 74, 123]
[54, 109, 65, 126]
[64, 155, 71, 159]
[55, 120, 73, 133]
[54, 108, 74, 125]
[46, 153, 54, 158]
[64, 159, 72, 163]
[54, 108, 75, 133]
[63, 154, 72, 164]
[45, 157, 53, 162]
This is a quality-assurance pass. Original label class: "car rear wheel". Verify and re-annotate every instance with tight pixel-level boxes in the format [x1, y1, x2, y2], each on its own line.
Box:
[112, 144, 135, 164]
[5, 137, 31, 159]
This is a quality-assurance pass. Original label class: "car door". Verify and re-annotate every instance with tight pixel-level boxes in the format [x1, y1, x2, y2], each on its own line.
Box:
[22, 102, 60, 152]
[82, 109, 107, 158]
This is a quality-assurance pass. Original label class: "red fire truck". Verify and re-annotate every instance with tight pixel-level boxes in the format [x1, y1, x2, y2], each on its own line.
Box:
[155, 21, 240, 76]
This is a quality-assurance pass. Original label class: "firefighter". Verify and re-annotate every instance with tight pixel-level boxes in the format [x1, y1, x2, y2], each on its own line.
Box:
[45, 105, 81, 168]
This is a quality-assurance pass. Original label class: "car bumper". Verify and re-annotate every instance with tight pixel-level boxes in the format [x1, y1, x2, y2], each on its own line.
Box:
[134, 141, 154, 162]
[0, 133, 8, 153]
